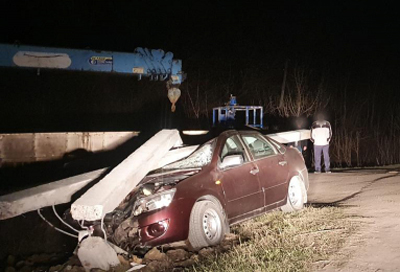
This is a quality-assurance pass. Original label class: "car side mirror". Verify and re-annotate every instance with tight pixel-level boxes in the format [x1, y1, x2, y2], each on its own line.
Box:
[220, 155, 243, 169]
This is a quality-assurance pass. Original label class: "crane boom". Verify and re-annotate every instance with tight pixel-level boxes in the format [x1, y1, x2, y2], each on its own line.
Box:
[0, 43, 184, 110]
[0, 44, 183, 83]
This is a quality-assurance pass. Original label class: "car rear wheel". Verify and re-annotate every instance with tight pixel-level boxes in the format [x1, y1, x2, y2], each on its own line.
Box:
[188, 200, 229, 250]
[281, 176, 306, 212]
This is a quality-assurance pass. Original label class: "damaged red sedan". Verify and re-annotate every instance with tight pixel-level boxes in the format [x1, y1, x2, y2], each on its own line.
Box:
[75, 130, 309, 251]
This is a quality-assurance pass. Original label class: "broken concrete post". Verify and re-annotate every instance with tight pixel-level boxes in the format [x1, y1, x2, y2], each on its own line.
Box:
[0, 168, 108, 220]
[77, 236, 120, 271]
[71, 130, 182, 221]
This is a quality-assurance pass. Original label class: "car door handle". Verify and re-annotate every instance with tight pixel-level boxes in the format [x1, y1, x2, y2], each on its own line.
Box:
[250, 168, 259, 175]
[278, 161, 287, 166]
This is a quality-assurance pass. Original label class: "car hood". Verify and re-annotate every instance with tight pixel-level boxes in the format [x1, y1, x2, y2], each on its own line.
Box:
[139, 168, 202, 186]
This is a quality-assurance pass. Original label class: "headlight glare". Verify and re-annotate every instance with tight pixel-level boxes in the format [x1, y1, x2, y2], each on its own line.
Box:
[134, 188, 176, 216]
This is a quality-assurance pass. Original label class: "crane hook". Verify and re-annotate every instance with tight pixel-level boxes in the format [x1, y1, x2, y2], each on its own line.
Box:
[167, 87, 181, 112]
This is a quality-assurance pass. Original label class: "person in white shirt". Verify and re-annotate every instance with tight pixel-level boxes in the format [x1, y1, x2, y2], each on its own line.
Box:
[310, 113, 332, 173]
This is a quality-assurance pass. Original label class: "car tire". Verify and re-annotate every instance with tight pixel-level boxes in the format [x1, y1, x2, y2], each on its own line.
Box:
[281, 176, 307, 212]
[188, 200, 229, 250]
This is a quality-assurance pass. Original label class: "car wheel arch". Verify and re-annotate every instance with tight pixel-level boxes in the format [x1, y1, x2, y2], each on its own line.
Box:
[196, 195, 227, 215]
[194, 194, 230, 232]
[187, 194, 230, 250]
[282, 175, 307, 212]
[287, 169, 308, 197]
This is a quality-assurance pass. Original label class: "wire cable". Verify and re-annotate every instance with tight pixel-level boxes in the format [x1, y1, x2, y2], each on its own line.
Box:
[101, 215, 107, 241]
[37, 209, 78, 239]
[79, 220, 90, 231]
[52, 205, 79, 233]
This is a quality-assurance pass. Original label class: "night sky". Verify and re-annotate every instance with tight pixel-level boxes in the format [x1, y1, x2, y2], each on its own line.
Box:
[1, 1, 398, 65]
[0, 0, 399, 133]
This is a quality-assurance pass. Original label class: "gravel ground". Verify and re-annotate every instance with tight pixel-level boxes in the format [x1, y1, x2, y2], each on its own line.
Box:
[307, 169, 400, 272]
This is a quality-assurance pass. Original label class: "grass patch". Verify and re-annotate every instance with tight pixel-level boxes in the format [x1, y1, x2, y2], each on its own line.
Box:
[190, 207, 357, 272]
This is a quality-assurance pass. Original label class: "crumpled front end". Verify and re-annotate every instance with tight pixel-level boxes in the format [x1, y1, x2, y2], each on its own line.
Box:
[66, 169, 199, 252]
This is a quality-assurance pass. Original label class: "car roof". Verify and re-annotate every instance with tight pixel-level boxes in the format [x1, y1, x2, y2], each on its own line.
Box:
[220, 129, 263, 136]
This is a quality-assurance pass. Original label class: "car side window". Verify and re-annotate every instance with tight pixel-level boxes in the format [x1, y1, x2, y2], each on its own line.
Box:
[241, 135, 277, 159]
[220, 136, 247, 162]
[268, 137, 286, 154]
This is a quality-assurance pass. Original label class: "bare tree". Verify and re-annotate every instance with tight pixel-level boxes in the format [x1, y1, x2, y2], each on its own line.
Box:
[271, 64, 329, 117]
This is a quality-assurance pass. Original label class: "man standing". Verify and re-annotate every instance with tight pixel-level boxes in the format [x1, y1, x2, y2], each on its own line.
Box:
[311, 113, 332, 173]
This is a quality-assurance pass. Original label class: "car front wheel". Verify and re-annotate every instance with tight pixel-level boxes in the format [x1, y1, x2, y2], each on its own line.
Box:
[281, 176, 307, 212]
[188, 200, 229, 250]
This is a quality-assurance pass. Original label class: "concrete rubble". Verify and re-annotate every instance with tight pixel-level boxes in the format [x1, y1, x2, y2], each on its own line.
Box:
[77, 236, 120, 271]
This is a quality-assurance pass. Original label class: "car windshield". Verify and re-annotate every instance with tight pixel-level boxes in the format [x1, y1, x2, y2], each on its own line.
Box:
[162, 139, 215, 170]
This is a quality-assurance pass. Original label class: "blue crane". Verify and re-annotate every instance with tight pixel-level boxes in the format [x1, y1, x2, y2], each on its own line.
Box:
[0, 43, 185, 111]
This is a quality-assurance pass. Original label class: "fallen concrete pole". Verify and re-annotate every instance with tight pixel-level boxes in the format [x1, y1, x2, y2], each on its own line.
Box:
[0, 168, 108, 220]
[267, 129, 310, 144]
[71, 129, 182, 221]
[156, 145, 199, 169]
[0, 136, 189, 220]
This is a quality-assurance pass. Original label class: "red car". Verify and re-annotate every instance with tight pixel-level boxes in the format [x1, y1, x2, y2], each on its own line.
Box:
[81, 130, 309, 251]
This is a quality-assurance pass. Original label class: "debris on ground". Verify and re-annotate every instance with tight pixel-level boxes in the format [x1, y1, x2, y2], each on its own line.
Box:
[3, 253, 72, 272]
[77, 237, 120, 271]
[1, 234, 239, 272]
[2, 206, 356, 272]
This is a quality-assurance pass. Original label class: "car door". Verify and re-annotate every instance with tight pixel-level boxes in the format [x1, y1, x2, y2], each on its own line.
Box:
[240, 133, 289, 208]
[218, 135, 263, 219]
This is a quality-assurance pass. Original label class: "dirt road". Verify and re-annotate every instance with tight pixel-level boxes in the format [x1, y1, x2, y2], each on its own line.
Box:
[308, 170, 400, 272]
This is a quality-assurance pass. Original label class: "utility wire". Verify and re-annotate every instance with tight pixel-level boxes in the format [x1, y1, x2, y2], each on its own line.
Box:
[52, 205, 80, 233]
[37, 209, 78, 239]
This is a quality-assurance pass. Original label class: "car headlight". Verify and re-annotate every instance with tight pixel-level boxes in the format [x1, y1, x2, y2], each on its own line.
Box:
[133, 188, 176, 216]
